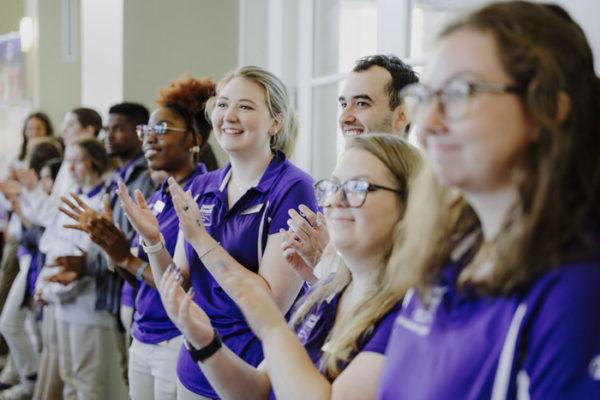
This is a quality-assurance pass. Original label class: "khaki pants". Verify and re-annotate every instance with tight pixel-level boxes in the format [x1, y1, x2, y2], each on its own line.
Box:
[34, 306, 63, 400]
[0, 240, 20, 356]
[57, 320, 127, 400]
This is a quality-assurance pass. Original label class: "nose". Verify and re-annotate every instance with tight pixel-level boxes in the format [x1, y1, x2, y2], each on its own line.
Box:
[224, 105, 238, 122]
[329, 187, 348, 208]
[417, 97, 447, 139]
[339, 105, 356, 126]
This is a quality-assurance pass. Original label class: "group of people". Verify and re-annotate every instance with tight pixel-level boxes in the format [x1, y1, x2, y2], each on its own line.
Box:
[0, 1, 598, 399]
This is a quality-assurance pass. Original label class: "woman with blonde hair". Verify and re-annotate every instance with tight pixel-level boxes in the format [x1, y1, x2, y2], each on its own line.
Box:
[378, 1, 600, 398]
[158, 133, 422, 399]
[118, 66, 318, 399]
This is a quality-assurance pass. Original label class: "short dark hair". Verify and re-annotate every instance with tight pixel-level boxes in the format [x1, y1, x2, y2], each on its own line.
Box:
[71, 107, 103, 137]
[109, 102, 150, 127]
[352, 55, 419, 110]
[28, 138, 62, 176]
[42, 157, 63, 181]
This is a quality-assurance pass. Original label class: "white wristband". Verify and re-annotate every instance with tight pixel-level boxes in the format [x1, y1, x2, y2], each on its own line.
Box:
[141, 234, 165, 255]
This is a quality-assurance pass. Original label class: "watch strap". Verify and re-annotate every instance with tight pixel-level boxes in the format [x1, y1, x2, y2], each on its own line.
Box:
[185, 329, 222, 363]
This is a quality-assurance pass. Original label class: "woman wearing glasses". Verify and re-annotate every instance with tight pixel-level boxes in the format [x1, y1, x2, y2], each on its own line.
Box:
[156, 134, 422, 399]
[118, 66, 318, 399]
[60, 75, 216, 400]
[378, 2, 600, 398]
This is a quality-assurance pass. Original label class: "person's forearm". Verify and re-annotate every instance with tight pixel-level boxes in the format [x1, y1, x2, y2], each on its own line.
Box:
[198, 346, 271, 400]
[263, 324, 331, 400]
[120, 255, 156, 288]
[146, 245, 179, 286]
[190, 233, 271, 301]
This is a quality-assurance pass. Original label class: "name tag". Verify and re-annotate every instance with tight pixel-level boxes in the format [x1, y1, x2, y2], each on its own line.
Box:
[152, 200, 165, 215]
[240, 203, 264, 215]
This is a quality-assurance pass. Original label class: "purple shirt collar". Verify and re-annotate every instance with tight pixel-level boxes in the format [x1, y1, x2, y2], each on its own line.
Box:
[205, 151, 287, 195]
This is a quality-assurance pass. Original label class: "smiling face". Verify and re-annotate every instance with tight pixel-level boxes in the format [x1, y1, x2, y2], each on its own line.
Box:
[415, 29, 537, 194]
[211, 76, 278, 158]
[338, 66, 398, 137]
[325, 147, 402, 262]
[143, 107, 193, 173]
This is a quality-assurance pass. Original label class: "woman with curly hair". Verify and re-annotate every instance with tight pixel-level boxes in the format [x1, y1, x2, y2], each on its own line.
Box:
[61, 75, 217, 400]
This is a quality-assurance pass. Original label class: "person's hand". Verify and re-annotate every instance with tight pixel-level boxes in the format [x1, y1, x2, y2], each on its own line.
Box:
[168, 177, 207, 244]
[223, 272, 289, 341]
[62, 193, 131, 263]
[280, 228, 319, 285]
[60, 192, 103, 233]
[14, 168, 39, 191]
[0, 180, 22, 199]
[9, 197, 23, 218]
[48, 252, 87, 278]
[280, 205, 328, 284]
[158, 265, 215, 349]
[33, 288, 47, 305]
[117, 182, 160, 244]
[46, 268, 79, 285]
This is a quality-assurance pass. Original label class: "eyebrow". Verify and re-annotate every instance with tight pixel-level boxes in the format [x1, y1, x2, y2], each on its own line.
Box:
[217, 96, 258, 106]
[338, 94, 374, 103]
[330, 174, 376, 181]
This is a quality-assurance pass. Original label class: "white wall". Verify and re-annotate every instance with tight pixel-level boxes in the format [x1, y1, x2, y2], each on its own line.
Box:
[81, 0, 123, 119]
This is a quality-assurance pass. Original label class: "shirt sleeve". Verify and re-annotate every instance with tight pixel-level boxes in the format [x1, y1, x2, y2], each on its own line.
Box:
[362, 305, 402, 355]
[523, 261, 600, 399]
[267, 178, 318, 235]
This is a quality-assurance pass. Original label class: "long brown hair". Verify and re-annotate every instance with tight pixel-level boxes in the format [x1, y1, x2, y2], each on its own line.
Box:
[291, 133, 423, 379]
[394, 1, 600, 296]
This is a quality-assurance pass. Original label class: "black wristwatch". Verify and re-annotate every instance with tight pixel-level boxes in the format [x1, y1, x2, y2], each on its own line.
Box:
[183, 329, 222, 363]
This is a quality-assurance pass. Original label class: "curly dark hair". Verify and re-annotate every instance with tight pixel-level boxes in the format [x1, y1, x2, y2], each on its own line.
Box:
[155, 75, 218, 170]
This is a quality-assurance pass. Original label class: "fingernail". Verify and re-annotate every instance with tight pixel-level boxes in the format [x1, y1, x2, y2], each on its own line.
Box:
[187, 287, 194, 296]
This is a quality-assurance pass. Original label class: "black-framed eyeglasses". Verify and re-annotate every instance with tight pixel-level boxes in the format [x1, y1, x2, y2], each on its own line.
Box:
[400, 79, 522, 120]
[136, 123, 187, 141]
[314, 178, 403, 208]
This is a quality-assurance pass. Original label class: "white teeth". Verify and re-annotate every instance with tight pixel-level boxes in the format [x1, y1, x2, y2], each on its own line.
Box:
[223, 128, 243, 135]
[344, 130, 363, 136]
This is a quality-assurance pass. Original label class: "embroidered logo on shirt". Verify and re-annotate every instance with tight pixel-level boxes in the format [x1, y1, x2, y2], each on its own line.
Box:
[200, 204, 215, 227]
[396, 286, 447, 336]
[297, 313, 320, 344]
[589, 355, 600, 380]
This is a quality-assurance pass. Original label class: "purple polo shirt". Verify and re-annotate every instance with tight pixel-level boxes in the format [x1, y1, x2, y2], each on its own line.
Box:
[178, 152, 318, 398]
[378, 251, 600, 399]
[132, 164, 207, 344]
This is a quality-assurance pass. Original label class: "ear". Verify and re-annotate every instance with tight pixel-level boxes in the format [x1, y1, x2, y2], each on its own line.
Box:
[268, 114, 284, 136]
[556, 91, 571, 124]
[391, 105, 409, 136]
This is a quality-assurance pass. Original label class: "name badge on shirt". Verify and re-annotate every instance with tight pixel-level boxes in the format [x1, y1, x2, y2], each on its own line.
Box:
[240, 203, 264, 215]
[200, 204, 215, 227]
[152, 200, 165, 215]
